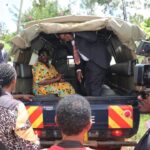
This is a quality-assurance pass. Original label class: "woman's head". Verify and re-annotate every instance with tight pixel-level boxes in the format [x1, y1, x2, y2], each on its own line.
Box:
[38, 49, 50, 64]
[0, 64, 17, 96]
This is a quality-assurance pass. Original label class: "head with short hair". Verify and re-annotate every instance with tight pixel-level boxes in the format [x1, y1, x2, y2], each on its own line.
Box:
[0, 43, 4, 50]
[58, 33, 73, 42]
[0, 64, 16, 96]
[55, 94, 92, 136]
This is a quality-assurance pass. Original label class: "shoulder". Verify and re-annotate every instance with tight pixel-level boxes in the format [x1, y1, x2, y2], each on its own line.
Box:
[32, 62, 43, 71]
[0, 95, 21, 110]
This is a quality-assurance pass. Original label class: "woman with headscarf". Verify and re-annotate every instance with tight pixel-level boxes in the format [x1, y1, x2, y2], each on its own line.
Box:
[32, 49, 75, 97]
[0, 63, 40, 150]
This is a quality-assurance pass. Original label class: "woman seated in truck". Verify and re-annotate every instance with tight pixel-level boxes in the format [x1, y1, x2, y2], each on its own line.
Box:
[32, 49, 75, 97]
[0, 63, 39, 150]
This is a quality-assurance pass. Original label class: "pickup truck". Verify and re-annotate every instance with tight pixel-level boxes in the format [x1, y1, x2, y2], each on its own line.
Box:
[11, 15, 146, 149]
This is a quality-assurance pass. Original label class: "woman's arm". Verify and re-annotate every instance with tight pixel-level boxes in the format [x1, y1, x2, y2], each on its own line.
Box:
[38, 74, 62, 85]
[13, 94, 34, 101]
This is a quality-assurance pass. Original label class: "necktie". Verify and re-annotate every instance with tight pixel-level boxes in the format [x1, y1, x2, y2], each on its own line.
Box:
[72, 42, 80, 65]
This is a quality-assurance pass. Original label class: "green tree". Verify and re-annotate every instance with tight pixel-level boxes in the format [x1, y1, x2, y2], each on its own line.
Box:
[0, 22, 8, 36]
[80, 0, 129, 20]
[130, 14, 144, 25]
[141, 18, 150, 40]
[80, 0, 112, 15]
[80, 0, 150, 22]
[22, 0, 71, 23]
[80, 0, 97, 15]
[0, 32, 17, 52]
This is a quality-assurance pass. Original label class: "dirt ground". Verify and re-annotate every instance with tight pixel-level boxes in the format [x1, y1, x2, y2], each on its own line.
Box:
[94, 146, 135, 150]
[121, 147, 135, 150]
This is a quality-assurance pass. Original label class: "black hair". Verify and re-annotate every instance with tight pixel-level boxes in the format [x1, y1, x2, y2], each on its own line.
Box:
[56, 94, 91, 136]
[0, 64, 16, 96]
[38, 49, 50, 56]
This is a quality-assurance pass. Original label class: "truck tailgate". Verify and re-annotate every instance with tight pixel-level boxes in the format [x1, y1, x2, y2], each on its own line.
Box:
[23, 96, 139, 141]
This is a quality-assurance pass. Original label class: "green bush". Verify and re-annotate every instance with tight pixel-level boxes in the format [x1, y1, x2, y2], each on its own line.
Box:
[140, 18, 150, 40]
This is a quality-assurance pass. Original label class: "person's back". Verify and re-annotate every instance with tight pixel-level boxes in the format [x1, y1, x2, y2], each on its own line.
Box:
[0, 94, 39, 149]
[0, 63, 39, 150]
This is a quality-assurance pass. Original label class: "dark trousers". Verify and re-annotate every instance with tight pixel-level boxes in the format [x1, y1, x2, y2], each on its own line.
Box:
[84, 61, 106, 96]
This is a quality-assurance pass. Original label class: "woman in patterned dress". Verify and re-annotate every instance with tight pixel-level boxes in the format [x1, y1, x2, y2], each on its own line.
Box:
[32, 49, 75, 97]
[0, 63, 40, 150]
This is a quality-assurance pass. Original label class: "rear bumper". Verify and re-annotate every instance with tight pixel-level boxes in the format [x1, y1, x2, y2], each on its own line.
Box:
[40, 140, 137, 147]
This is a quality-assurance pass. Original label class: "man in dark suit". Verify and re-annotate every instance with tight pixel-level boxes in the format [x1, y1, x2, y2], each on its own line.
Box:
[59, 31, 111, 96]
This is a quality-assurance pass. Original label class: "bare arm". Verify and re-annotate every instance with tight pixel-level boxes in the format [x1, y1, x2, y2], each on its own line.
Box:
[13, 94, 34, 101]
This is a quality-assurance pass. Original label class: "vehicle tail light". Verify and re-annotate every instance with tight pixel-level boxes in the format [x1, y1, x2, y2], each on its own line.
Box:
[111, 130, 124, 137]
[34, 130, 45, 137]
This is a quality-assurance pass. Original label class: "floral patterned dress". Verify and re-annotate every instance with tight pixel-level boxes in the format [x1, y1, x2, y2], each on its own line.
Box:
[32, 62, 75, 97]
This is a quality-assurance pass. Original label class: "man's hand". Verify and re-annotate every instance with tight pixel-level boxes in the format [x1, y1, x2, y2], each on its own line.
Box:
[138, 95, 150, 113]
[76, 70, 83, 83]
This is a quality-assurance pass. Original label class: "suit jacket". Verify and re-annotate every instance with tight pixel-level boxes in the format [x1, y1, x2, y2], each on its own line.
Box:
[75, 31, 111, 69]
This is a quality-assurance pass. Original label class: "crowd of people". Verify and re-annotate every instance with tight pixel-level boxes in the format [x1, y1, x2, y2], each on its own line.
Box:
[0, 62, 93, 150]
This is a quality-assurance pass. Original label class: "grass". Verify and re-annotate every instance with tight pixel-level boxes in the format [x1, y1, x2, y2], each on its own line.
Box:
[123, 114, 150, 150]
[131, 114, 150, 142]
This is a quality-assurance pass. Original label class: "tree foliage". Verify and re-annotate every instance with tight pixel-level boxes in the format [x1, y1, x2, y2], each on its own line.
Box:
[130, 14, 144, 25]
[0, 32, 17, 52]
[22, 0, 71, 23]
[141, 18, 150, 40]
[0, 22, 8, 36]
[80, 0, 112, 15]
[80, 0, 150, 22]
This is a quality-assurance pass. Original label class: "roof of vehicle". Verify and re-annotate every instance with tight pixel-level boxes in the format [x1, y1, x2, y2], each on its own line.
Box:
[11, 15, 146, 53]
